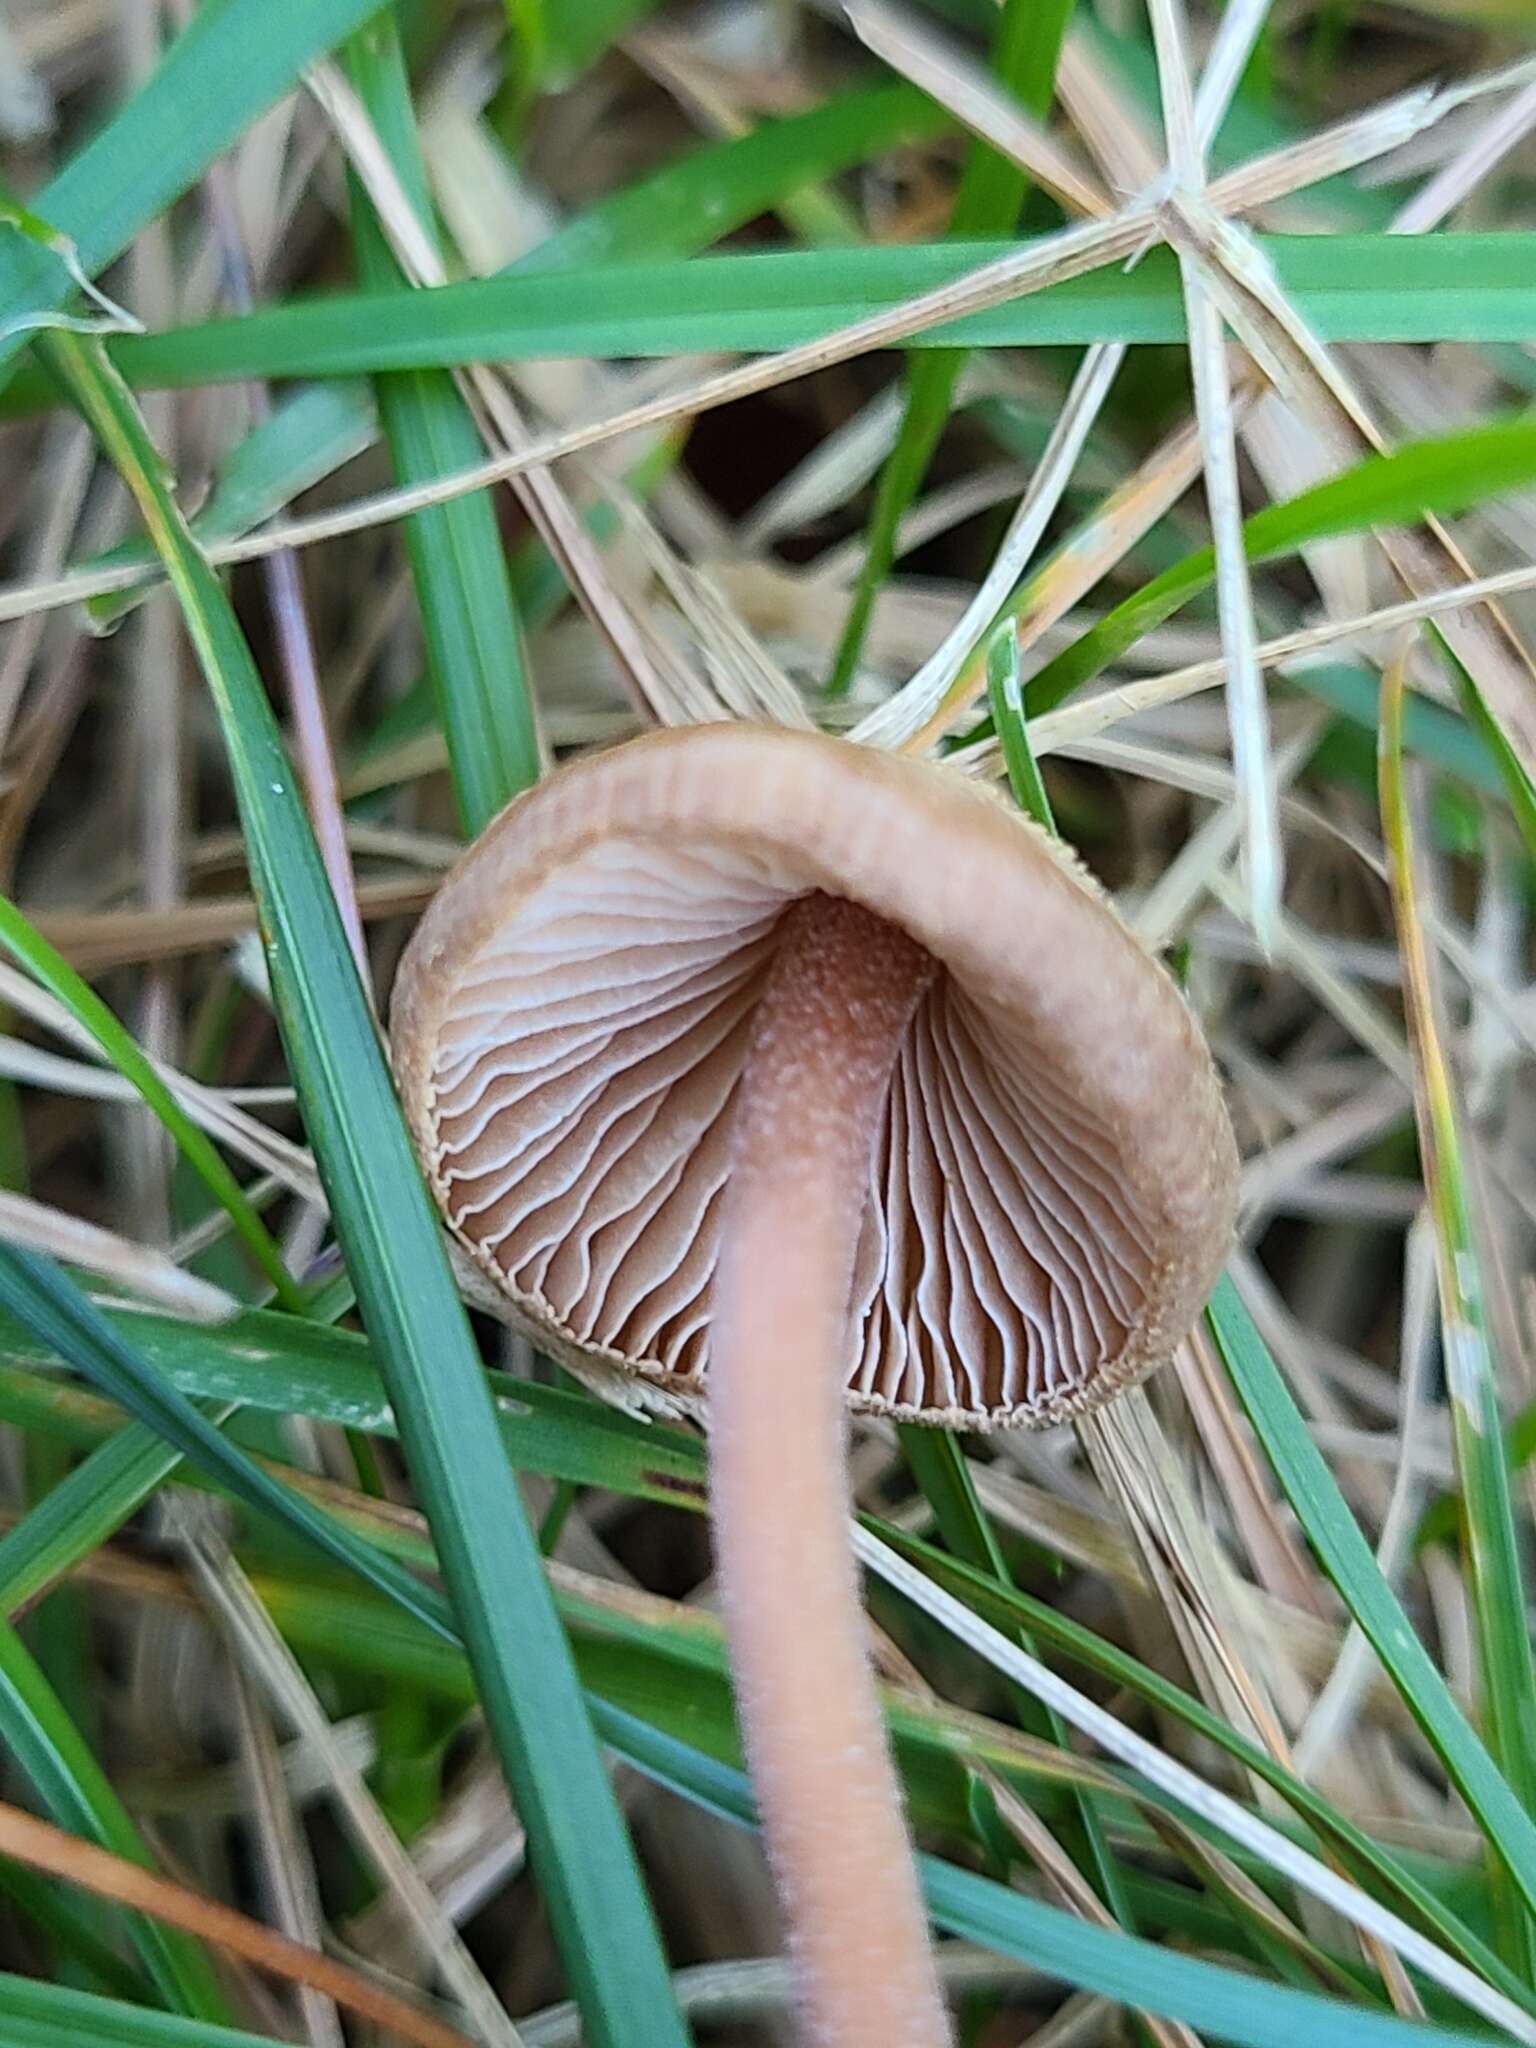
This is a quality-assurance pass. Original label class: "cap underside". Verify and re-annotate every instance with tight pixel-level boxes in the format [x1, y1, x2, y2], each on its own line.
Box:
[392, 727, 1237, 1428]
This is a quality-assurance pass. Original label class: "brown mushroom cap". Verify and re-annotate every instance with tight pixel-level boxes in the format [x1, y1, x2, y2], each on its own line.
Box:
[391, 723, 1238, 1428]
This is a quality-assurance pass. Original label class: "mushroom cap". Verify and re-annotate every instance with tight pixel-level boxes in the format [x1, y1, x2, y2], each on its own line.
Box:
[391, 723, 1238, 1429]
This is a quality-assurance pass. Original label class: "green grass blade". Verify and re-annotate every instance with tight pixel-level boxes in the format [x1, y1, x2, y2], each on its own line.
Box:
[896, 1425, 1139, 1942]
[1207, 1272, 1536, 1931]
[1380, 648, 1536, 1967]
[262, 1506, 1526, 2019]
[1293, 662, 1504, 797]
[898, 1428, 1011, 1580]
[0, 1614, 227, 2021]
[18, 1335, 1417, 2039]
[540, 0, 664, 86]
[1026, 412, 1536, 717]
[344, 15, 539, 836]
[920, 1856, 1491, 2048]
[0, 1973, 288, 2048]
[987, 624, 1057, 829]
[0, 1865, 148, 2003]
[256, 1562, 1515, 2037]
[1437, 637, 1536, 863]
[914, 636, 1130, 1928]
[0, 1303, 707, 1515]
[39, 324, 688, 2048]
[0, 0, 387, 386]
[0, 1389, 238, 1615]
[0, 895, 300, 1308]
[829, 0, 1075, 694]
[83, 381, 375, 630]
[0, 1243, 453, 1636]
[521, 81, 949, 272]
[12, 236, 1536, 405]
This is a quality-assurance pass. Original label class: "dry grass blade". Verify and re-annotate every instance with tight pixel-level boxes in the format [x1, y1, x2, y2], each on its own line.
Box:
[346, 1745, 527, 1975]
[1173, 185, 1536, 802]
[1192, 0, 1272, 152]
[0, 1189, 237, 1320]
[0, 418, 90, 750]
[1071, 1382, 1431, 2009]
[0, 1797, 479, 2048]
[1208, 867, 1411, 1079]
[1148, 0, 1282, 949]
[1204, 56, 1536, 218]
[861, 32, 1536, 773]
[851, 343, 1124, 749]
[843, 0, 1112, 217]
[887, 365, 1265, 756]
[1392, 75, 1536, 232]
[309, 57, 704, 727]
[0, 956, 319, 1199]
[517, 1952, 1049, 2047]
[940, 553, 1536, 778]
[6, 39, 1505, 643]
[1056, 29, 1162, 190]
[1076, 1357, 1427, 2017]
[603, 489, 812, 727]
[30, 873, 437, 972]
[171, 1502, 529, 2048]
[0, 1035, 274, 1108]
[884, 1615, 1201, 2048]
[1078, 1397, 1288, 1755]
[1133, 716, 1324, 953]
[227, 1658, 346, 2048]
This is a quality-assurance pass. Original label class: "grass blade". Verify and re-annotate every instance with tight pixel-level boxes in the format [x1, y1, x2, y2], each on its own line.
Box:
[36, 323, 689, 2048]
[869, 1521, 1531, 2013]
[83, 381, 376, 631]
[520, 80, 949, 272]
[0, 1612, 227, 2021]
[1026, 411, 1536, 717]
[829, 0, 1076, 693]
[10, 235, 1536, 406]
[344, 16, 540, 835]
[0, 1243, 454, 1636]
[859, 1526, 1530, 2038]
[0, 0, 387, 386]
[0, 897, 300, 1308]
[0, 1303, 706, 1534]
[1207, 1272, 1536, 1930]
[0, 1406, 226, 1615]
[1379, 639, 1536, 1968]
[260, 1509, 1529, 2022]
[986, 625, 1057, 829]
[1438, 636, 1536, 862]
[0, 1972, 291, 2047]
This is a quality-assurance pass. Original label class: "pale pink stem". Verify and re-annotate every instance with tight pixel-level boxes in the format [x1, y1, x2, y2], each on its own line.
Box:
[709, 893, 950, 2048]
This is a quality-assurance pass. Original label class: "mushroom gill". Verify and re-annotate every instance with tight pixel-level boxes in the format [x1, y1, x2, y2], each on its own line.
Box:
[393, 723, 1234, 1431]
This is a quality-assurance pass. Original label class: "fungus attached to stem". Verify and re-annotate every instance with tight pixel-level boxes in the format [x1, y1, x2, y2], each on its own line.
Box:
[391, 724, 1238, 2048]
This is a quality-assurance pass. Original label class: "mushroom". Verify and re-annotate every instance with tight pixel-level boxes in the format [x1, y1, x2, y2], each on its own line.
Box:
[391, 723, 1238, 2048]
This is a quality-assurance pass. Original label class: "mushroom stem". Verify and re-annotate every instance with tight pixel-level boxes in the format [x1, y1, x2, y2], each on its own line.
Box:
[710, 891, 948, 2048]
